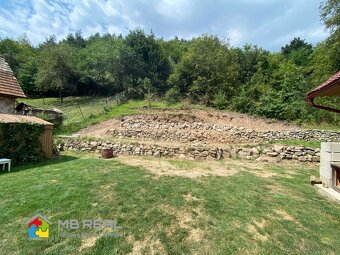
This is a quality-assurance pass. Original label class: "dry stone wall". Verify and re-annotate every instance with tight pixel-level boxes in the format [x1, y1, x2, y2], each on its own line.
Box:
[59, 139, 320, 162]
[107, 126, 339, 144]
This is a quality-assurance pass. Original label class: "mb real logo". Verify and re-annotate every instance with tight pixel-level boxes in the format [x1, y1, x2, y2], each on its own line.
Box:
[57, 219, 122, 230]
[27, 214, 123, 240]
[27, 214, 51, 240]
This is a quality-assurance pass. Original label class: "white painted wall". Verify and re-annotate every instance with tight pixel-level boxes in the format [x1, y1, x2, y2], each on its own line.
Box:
[320, 142, 340, 188]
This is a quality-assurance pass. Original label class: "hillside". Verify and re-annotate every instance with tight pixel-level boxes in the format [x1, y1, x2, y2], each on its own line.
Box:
[20, 97, 340, 138]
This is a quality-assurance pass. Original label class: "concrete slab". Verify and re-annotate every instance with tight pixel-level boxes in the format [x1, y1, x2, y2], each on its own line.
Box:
[321, 142, 340, 152]
[315, 184, 340, 203]
[320, 142, 340, 188]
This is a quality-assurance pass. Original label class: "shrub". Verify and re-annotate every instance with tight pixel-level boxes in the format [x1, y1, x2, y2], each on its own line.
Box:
[212, 91, 228, 110]
[102, 105, 111, 114]
[114, 91, 128, 105]
[165, 87, 181, 104]
[0, 123, 45, 165]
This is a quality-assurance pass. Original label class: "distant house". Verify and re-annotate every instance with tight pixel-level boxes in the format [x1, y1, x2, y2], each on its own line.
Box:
[0, 57, 26, 113]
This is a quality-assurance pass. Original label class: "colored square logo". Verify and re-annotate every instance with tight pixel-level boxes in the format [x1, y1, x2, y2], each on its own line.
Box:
[27, 214, 51, 240]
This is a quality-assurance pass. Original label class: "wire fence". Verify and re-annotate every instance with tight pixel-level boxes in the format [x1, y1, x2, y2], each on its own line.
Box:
[59, 91, 127, 124]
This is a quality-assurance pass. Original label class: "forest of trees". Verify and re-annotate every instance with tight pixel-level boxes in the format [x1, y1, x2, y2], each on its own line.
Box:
[0, 0, 339, 125]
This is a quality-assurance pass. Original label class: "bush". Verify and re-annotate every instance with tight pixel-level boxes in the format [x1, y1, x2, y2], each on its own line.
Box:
[231, 96, 255, 114]
[0, 123, 45, 165]
[102, 105, 111, 114]
[165, 87, 181, 104]
[114, 91, 128, 105]
[212, 91, 228, 110]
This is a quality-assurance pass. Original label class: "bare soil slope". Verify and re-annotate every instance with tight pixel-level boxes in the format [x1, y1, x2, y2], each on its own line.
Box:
[77, 108, 299, 139]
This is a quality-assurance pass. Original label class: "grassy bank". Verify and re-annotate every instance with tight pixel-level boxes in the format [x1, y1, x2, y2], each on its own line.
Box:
[20, 97, 339, 136]
[265, 139, 321, 149]
[20, 97, 182, 135]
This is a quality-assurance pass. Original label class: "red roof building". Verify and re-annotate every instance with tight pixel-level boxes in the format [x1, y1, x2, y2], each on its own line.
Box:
[0, 57, 26, 114]
[306, 71, 340, 113]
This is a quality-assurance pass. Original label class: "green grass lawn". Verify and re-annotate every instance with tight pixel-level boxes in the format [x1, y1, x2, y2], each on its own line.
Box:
[21, 97, 114, 125]
[264, 139, 321, 149]
[0, 154, 339, 254]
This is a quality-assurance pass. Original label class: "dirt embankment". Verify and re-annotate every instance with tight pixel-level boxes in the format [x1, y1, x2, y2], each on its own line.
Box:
[77, 108, 299, 141]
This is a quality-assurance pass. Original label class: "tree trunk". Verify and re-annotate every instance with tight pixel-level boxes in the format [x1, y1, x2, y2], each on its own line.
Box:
[59, 89, 63, 103]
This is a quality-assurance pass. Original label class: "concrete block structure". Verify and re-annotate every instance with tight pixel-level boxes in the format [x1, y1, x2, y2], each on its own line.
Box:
[320, 142, 340, 189]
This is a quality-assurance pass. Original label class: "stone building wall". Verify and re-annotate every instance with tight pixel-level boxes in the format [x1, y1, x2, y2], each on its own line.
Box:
[0, 96, 15, 114]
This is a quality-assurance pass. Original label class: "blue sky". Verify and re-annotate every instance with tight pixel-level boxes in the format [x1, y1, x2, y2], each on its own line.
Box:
[0, 0, 329, 51]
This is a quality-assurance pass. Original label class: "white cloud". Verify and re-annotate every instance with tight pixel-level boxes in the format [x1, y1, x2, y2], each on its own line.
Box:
[306, 27, 327, 40]
[155, 0, 193, 19]
[226, 28, 244, 45]
[0, 0, 330, 50]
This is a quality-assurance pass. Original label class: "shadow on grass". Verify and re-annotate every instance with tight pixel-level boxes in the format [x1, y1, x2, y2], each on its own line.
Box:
[0, 155, 79, 175]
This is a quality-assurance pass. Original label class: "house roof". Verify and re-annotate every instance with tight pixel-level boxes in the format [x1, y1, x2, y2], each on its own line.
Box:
[0, 114, 53, 125]
[0, 57, 26, 98]
[306, 71, 340, 113]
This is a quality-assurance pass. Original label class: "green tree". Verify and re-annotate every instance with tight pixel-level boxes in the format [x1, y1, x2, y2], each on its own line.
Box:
[158, 36, 189, 65]
[320, 0, 340, 33]
[38, 35, 57, 49]
[76, 36, 124, 94]
[0, 36, 38, 95]
[281, 38, 313, 66]
[212, 91, 228, 110]
[142, 78, 155, 108]
[169, 34, 239, 105]
[309, 0, 340, 87]
[125, 30, 171, 95]
[165, 87, 181, 104]
[35, 43, 77, 102]
[0, 38, 22, 75]
[64, 30, 86, 48]
[255, 61, 310, 120]
[235, 44, 269, 84]
[17, 56, 37, 96]
[281, 38, 312, 56]
[232, 53, 282, 114]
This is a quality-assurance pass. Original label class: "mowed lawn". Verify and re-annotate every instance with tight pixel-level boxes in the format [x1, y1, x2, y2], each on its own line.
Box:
[0, 154, 339, 255]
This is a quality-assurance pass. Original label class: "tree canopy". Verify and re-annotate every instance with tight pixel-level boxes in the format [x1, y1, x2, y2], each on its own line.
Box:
[0, 0, 338, 124]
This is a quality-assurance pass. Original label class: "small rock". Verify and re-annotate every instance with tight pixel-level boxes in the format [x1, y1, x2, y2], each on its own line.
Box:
[273, 145, 284, 153]
[267, 152, 278, 157]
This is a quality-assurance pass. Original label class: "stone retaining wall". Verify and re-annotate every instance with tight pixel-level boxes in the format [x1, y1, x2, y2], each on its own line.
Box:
[107, 128, 339, 144]
[59, 139, 320, 162]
